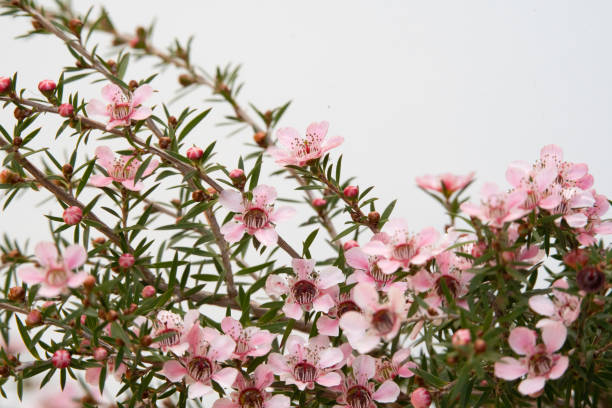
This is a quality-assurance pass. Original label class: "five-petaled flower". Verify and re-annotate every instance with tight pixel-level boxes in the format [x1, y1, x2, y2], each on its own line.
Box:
[268, 121, 343, 166]
[90, 146, 159, 191]
[87, 83, 153, 130]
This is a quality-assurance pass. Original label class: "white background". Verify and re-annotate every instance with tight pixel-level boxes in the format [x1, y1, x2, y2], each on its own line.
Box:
[1, 0, 612, 406]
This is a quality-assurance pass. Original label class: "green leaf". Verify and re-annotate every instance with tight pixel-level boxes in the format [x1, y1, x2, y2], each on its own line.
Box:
[178, 108, 211, 142]
[15, 316, 40, 359]
[76, 159, 96, 198]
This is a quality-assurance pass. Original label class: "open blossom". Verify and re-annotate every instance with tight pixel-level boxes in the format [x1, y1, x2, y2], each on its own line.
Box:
[268, 335, 344, 391]
[339, 283, 406, 353]
[219, 185, 295, 246]
[494, 322, 569, 396]
[86, 83, 153, 130]
[529, 279, 581, 327]
[345, 246, 407, 292]
[17, 242, 88, 297]
[265, 258, 344, 320]
[221, 316, 275, 361]
[416, 172, 474, 195]
[268, 121, 343, 166]
[162, 322, 238, 399]
[363, 218, 439, 270]
[335, 355, 400, 408]
[575, 190, 612, 245]
[152, 310, 199, 355]
[373, 348, 416, 382]
[212, 364, 290, 408]
[90, 146, 159, 192]
[461, 183, 528, 228]
[316, 286, 361, 336]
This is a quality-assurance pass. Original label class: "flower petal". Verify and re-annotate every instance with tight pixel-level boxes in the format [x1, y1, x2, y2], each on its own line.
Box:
[548, 355, 569, 379]
[162, 360, 187, 382]
[316, 372, 341, 387]
[130, 107, 152, 121]
[132, 84, 153, 106]
[89, 175, 113, 187]
[518, 377, 546, 395]
[508, 327, 536, 356]
[101, 83, 123, 102]
[372, 380, 400, 403]
[494, 357, 528, 380]
[541, 321, 566, 353]
[252, 184, 277, 207]
[17, 266, 45, 284]
[219, 190, 245, 213]
[63, 244, 87, 270]
[528, 295, 555, 317]
[86, 99, 109, 117]
[212, 367, 238, 387]
[254, 227, 278, 246]
[220, 222, 246, 243]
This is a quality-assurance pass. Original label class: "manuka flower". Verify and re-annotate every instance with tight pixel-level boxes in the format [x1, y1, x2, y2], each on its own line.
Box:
[87, 83, 153, 130]
[212, 364, 290, 408]
[221, 316, 276, 361]
[416, 172, 474, 196]
[90, 146, 159, 191]
[268, 121, 343, 166]
[529, 279, 581, 327]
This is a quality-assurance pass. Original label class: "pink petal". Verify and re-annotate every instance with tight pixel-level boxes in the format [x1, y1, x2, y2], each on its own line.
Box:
[350, 334, 381, 354]
[460, 202, 482, 218]
[209, 334, 236, 362]
[85, 367, 102, 386]
[417, 227, 439, 247]
[254, 227, 278, 246]
[352, 283, 379, 310]
[269, 206, 296, 223]
[86, 99, 109, 117]
[292, 258, 315, 278]
[535, 167, 557, 191]
[541, 321, 566, 353]
[567, 163, 588, 181]
[362, 238, 389, 257]
[94, 146, 115, 168]
[35, 242, 58, 267]
[265, 394, 291, 408]
[539, 194, 561, 210]
[321, 135, 344, 152]
[142, 159, 159, 177]
[17, 266, 45, 284]
[267, 353, 290, 374]
[317, 316, 339, 336]
[548, 355, 568, 379]
[508, 327, 536, 356]
[316, 372, 341, 387]
[345, 247, 370, 270]
[254, 364, 275, 389]
[162, 360, 187, 382]
[339, 311, 369, 334]
[219, 190, 245, 213]
[121, 179, 144, 192]
[212, 367, 238, 387]
[220, 222, 246, 243]
[212, 398, 236, 408]
[505, 161, 529, 187]
[372, 380, 400, 403]
[305, 121, 329, 145]
[411, 270, 434, 292]
[276, 127, 301, 150]
[540, 144, 563, 162]
[89, 175, 113, 187]
[221, 316, 242, 339]
[38, 285, 64, 298]
[130, 107, 152, 121]
[518, 377, 546, 395]
[101, 83, 123, 102]
[67, 272, 88, 288]
[252, 185, 277, 207]
[317, 266, 345, 289]
[63, 244, 87, 270]
[265, 275, 288, 296]
[312, 294, 335, 313]
[529, 295, 555, 317]
[564, 213, 587, 228]
[132, 84, 153, 106]
[188, 381, 212, 399]
[352, 355, 375, 383]
[494, 357, 528, 380]
[106, 119, 127, 130]
[282, 301, 303, 320]
[318, 347, 343, 369]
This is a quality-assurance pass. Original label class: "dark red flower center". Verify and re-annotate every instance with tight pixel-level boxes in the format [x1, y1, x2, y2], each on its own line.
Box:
[369, 262, 394, 283]
[529, 352, 553, 376]
[435, 275, 460, 298]
[372, 309, 395, 335]
[346, 385, 372, 408]
[293, 361, 317, 383]
[47, 267, 68, 286]
[239, 387, 264, 408]
[156, 328, 181, 347]
[244, 208, 268, 229]
[112, 102, 131, 120]
[292, 280, 318, 305]
[392, 243, 415, 261]
[188, 356, 213, 381]
[336, 300, 360, 318]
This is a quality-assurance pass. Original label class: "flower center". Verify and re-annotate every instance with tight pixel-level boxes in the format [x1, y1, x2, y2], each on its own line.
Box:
[235, 335, 250, 355]
[392, 243, 416, 261]
[372, 309, 395, 335]
[293, 361, 317, 383]
[110, 158, 137, 182]
[435, 275, 460, 298]
[188, 356, 213, 381]
[529, 352, 553, 376]
[369, 262, 394, 283]
[346, 385, 372, 408]
[376, 358, 395, 381]
[112, 102, 131, 120]
[336, 300, 360, 318]
[156, 328, 181, 347]
[243, 208, 268, 230]
[292, 280, 318, 305]
[239, 388, 264, 408]
[46, 267, 68, 286]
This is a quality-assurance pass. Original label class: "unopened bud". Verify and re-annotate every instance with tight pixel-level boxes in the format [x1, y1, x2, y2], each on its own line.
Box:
[564, 249, 589, 270]
[25, 310, 42, 327]
[63, 206, 82, 225]
[159, 137, 171, 149]
[168, 116, 178, 127]
[62, 163, 73, 178]
[14, 106, 31, 121]
[119, 253, 135, 269]
[93, 347, 107, 361]
[128, 80, 139, 91]
[576, 266, 605, 293]
[68, 19, 83, 36]
[229, 168, 246, 190]
[452, 329, 472, 346]
[171, 199, 181, 208]
[0, 77, 10, 95]
[253, 131, 267, 147]
[83, 275, 96, 292]
[343, 240, 359, 251]
[58, 103, 74, 118]
[31, 19, 44, 31]
[186, 146, 203, 161]
[8, 286, 25, 302]
[178, 74, 195, 87]
[343, 185, 359, 199]
[52, 349, 71, 369]
[192, 190, 206, 202]
[206, 187, 217, 198]
[12, 137, 22, 148]
[410, 387, 432, 408]
[0, 169, 21, 185]
[140, 335, 153, 347]
[37, 79, 56, 95]
[107, 60, 117, 72]
[141, 285, 156, 298]
[368, 211, 380, 226]
[312, 198, 327, 208]
[474, 338, 487, 353]
[124, 303, 138, 314]
[106, 310, 118, 322]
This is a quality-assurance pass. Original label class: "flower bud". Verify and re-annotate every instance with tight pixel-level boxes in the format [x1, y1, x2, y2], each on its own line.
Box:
[343, 185, 359, 199]
[178, 74, 195, 87]
[410, 387, 431, 408]
[8, 286, 25, 302]
[474, 338, 487, 353]
[68, 18, 83, 36]
[12, 137, 22, 148]
[168, 116, 178, 128]
[63, 206, 82, 225]
[37, 79, 56, 96]
[368, 211, 380, 226]
[31, 19, 43, 31]
[452, 329, 471, 346]
[83, 275, 96, 292]
[124, 303, 138, 314]
[93, 347, 107, 361]
[141, 285, 156, 298]
[312, 198, 327, 208]
[128, 80, 139, 91]
[140, 335, 153, 347]
[52, 349, 71, 369]
[343, 240, 359, 251]
[14, 106, 31, 121]
[62, 163, 73, 178]
[0, 169, 21, 185]
[159, 137, 171, 149]
[119, 253, 135, 269]
[0, 77, 10, 95]
[58, 103, 74, 118]
[564, 249, 589, 270]
[206, 187, 218, 199]
[106, 310, 118, 322]
[576, 266, 605, 293]
[229, 168, 246, 190]
[192, 189, 206, 202]
[25, 310, 42, 327]
[253, 131, 267, 147]
[186, 146, 203, 161]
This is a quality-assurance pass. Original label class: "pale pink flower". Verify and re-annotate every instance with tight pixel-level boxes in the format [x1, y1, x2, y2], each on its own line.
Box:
[335, 355, 400, 408]
[506, 160, 562, 211]
[152, 309, 199, 355]
[339, 283, 406, 353]
[268, 335, 344, 390]
[17, 242, 88, 297]
[452, 329, 472, 346]
[345, 246, 407, 292]
[461, 183, 528, 228]
[373, 348, 416, 382]
[212, 364, 291, 408]
[268, 121, 343, 166]
[87, 83, 153, 130]
[89, 146, 159, 192]
[575, 190, 612, 245]
[316, 286, 361, 337]
[162, 323, 238, 399]
[219, 185, 295, 246]
[529, 279, 581, 327]
[221, 316, 275, 361]
[494, 322, 569, 396]
[416, 172, 475, 195]
[265, 258, 344, 320]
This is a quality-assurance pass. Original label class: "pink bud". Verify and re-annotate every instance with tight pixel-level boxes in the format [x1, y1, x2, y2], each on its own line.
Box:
[129, 37, 140, 48]
[63, 206, 82, 225]
[38, 79, 56, 93]
[452, 329, 472, 346]
[343, 185, 359, 198]
[0, 77, 10, 95]
[119, 253, 135, 269]
[80, 315, 87, 325]
[229, 168, 244, 179]
[410, 387, 432, 408]
[141, 285, 156, 298]
[312, 198, 327, 207]
[58, 103, 74, 118]
[52, 349, 71, 369]
[186, 146, 203, 161]
[343, 240, 359, 251]
[93, 347, 108, 361]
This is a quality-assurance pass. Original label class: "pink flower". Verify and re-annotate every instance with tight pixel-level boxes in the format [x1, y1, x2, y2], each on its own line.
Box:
[316, 287, 361, 336]
[86, 83, 153, 130]
[343, 240, 359, 251]
[529, 279, 581, 327]
[52, 349, 71, 368]
[268, 121, 343, 166]
[221, 316, 275, 361]
[461, 183, 528, 228]
[17, 242, 88, 297]
[575, 190, 612, 245]
[62, 206, 82, 225]
[373, 348, 417, 382]
[212, 364, 291, 408]
[152, 310, 199, 355]
[363, 219, 439, 270]
[89, 146, 159, 192]
[219, 185, 295, 246]
[494, 322, 569, 396]
[339, 283, 406, 353]
[265, 258, 345, 320]
[416, 172, 474, 195]
[268, 335, 344, 391]
[335, 355, 400, 408]
[162, 322, 238, 399]
[452, 329, 472, 346]
[345, 246, 406, 291]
